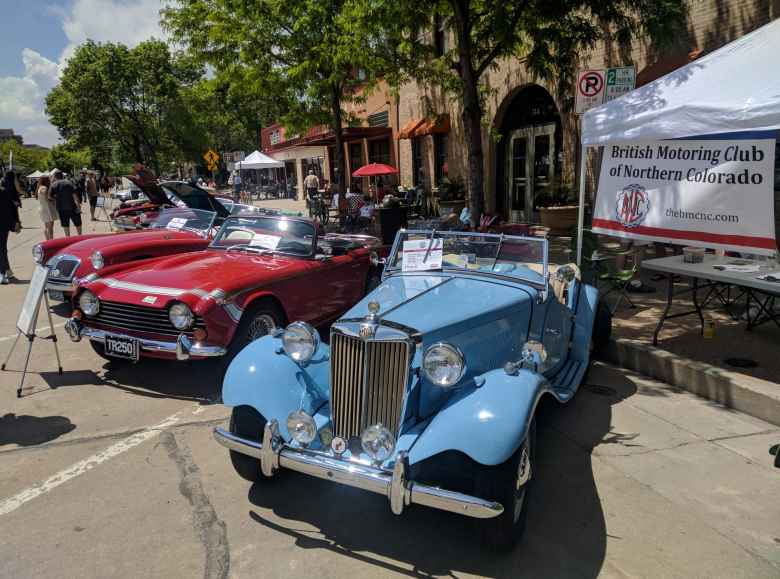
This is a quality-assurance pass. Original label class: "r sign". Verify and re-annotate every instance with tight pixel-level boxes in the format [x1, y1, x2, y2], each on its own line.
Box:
[575, 69, 605, 114]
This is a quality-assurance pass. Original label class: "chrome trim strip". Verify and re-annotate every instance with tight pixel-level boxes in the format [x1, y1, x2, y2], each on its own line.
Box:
[65, 318, 226, 358]
[100, 278, 187, 296]
[45, 280, 74, 293]
[213, 426, 503, 520]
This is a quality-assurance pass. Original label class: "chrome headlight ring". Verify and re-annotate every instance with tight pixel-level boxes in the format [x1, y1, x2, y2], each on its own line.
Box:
[78, 290, 100, 317]
[32, 244, 44, 264]
[281, 321, 320, 365]
[422, 342, 466, 388]
[169, 302, 194, 330]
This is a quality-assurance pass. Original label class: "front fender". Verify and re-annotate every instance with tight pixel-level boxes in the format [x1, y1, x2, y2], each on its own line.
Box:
[221, 335, 330, 440]
[408, 368, 548, 467]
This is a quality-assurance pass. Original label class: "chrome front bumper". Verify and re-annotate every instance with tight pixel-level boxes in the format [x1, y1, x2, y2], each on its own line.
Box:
[64, 318, 227, 360]
[213, 420, 503, 520]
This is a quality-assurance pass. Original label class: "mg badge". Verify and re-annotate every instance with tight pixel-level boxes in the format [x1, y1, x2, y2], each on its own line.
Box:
[331, 436, 347, 454]
[359, 322, 377, 339]
[615, 184, 650, 228]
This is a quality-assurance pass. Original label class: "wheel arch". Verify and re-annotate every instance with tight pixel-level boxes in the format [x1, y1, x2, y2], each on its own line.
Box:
[239, 292, 289, 327]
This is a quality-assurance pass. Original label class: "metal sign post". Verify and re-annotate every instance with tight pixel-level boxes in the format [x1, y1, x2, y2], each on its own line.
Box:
[2, 265, 63, 397]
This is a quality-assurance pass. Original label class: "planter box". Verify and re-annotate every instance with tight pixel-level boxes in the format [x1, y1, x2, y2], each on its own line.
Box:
[539, 205, 579, 236]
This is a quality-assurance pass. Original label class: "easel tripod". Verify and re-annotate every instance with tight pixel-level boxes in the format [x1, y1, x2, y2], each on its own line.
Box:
[2, 290, 63, 397]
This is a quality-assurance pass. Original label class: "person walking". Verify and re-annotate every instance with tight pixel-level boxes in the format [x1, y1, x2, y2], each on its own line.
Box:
[37, 174, 56, 240]
[304, 169, 319, 200]
[75, 170, 87, 204]
[0, 171, 23, 284]
[86, 171, 99, 221]
[50, 171, 82, 237]
[232, 170, 242, 202]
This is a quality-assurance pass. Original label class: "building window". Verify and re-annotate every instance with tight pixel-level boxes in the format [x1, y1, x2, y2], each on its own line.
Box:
[434, 134, 448, 185]
[349, 142, 364, 175]
[367, 110, 389, 127]
[369, 138, 391, 166]
[412, 137, 424, 187]
[434, 14, 448, 57]
[356, 68, 367, 81]
[270, 130, 281, 145]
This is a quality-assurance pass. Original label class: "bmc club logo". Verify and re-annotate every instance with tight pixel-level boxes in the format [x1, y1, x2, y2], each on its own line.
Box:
[615, 184, 650, 228]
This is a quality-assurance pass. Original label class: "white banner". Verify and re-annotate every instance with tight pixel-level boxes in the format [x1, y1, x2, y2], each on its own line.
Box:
[592, 138, 777, 255]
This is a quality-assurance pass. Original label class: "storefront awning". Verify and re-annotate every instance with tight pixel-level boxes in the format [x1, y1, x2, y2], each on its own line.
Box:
[397, 118, 425, 139]
[415, 114, 450, 137]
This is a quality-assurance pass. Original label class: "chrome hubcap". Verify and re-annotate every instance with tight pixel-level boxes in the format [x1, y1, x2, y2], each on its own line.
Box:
[247, 314, 276, 340]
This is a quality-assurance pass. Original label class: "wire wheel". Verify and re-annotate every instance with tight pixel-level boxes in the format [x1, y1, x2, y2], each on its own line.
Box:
[247, 313, 277, 341]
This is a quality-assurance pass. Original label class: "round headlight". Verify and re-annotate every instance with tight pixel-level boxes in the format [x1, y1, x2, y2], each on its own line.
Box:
[78, 290, 100, 316]
[361, 424, 396, 462]
[281, 322, 319, 364]
[422, 343, 465, 387]
[32, 244, 44, 264]
[169, 302, 194, 330]
[287, 410, 316, 445]
[90, 251, 104, 270]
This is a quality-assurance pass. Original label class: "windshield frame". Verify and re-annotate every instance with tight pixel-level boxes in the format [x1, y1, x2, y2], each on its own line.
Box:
[386, 229, 549, 289]
[209, 215, 318, 258]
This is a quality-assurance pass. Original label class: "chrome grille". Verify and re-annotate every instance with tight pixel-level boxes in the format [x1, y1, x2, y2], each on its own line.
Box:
[88, 301, 205, 337]
[330, 332, 410, 440]
[48, 256, 80, 282]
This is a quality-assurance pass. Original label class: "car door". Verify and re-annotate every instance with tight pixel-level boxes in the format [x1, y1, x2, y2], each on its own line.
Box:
[541, 292, 573, 375]
[305, 253, 366, 324]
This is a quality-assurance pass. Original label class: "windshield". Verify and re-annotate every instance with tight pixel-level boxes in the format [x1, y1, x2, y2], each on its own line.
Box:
[149, 208, 216, 233]
[388, 230, 548, 286]
[211, 216, 316, 257]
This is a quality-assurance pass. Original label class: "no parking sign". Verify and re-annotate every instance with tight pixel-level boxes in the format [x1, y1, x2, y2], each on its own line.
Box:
[575, 69, 605, 114]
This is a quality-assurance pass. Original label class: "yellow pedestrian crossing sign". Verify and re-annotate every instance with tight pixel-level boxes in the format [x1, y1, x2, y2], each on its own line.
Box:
[203, 149, 220, 167]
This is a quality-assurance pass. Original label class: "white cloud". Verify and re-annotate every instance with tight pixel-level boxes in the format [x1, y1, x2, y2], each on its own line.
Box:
[0, 0, 166, 148]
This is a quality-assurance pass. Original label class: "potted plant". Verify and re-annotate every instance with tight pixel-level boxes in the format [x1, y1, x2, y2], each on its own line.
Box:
[534, 178, 580, 235]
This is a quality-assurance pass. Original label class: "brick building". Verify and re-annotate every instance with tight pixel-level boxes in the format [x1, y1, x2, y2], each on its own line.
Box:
[397, 0, 779, 222]
[261, 79, 399, 199]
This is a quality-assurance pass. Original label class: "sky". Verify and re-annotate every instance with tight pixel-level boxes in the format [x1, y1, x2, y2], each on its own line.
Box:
[0, 0, 166, 148]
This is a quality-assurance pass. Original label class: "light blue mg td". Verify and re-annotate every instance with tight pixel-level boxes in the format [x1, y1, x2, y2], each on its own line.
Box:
[214, 229, 610, 551]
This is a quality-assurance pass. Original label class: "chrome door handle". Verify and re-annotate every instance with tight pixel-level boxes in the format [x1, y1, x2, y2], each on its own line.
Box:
[545, 328, 561, 336]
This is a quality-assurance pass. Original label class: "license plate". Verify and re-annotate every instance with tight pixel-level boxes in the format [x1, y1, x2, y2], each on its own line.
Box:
[48, 290, 65, 302]
[104, 334, 140, 361]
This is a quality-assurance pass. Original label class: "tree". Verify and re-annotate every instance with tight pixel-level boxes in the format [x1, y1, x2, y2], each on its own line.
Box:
[163, 0, 389, 193]
[355, 0, 687, 224]
[46, 39, 203, 173]
[0, 140, 50, 173]
[48, 143, 92, 175]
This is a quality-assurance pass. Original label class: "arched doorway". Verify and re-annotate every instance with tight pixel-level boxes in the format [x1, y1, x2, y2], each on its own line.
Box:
[494, 85, 562, 222]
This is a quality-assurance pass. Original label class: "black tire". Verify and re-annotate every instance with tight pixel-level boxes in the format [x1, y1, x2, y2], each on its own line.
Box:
[229, 406, 266, 482]
[226, 301, 285, 363]
[474, 418, 536, 552]
[592, 299, 613, 356]
[89, 340, 129, 365]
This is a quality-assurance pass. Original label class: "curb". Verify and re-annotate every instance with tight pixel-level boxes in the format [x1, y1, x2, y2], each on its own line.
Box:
[600, 338, 780, 427]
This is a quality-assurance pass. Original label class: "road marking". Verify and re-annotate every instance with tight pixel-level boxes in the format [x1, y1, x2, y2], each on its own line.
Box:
[0, 412, 182, 517]
[0, 322, 66, 342]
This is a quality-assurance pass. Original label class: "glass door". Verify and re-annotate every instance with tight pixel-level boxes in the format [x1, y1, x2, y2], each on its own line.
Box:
[507, 132, 530, 222]
[506, 123, 557, 223]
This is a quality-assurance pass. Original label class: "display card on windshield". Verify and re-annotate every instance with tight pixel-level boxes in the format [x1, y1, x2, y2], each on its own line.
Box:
[166, 217, 188, 230]
[402, 238, 443, 272]
[250, 233, 281, 250]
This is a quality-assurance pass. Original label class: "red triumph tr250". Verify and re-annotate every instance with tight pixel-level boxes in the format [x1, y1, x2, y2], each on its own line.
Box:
[65, 213, 381, 364]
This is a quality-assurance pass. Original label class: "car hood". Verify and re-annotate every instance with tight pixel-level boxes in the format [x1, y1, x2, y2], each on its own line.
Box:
[91, 250, 309, 299]
[127, 174, 168, 205]
[57, 229, 197, 257]
[343, 274, 536, 338]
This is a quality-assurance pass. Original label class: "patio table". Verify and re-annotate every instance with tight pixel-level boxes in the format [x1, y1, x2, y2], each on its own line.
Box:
[643, 254, 780, 345]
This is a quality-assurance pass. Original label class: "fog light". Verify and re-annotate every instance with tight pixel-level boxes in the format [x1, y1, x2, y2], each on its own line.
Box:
[361, 424, 395, 463]
[287, 410, 316, 445]
[193, 328, 207, 342]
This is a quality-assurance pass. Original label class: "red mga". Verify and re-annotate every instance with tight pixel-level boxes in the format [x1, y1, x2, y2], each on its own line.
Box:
[64, 213, 381, 363]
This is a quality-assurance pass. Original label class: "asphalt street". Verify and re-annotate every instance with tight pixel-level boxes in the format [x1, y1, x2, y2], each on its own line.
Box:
[1, 201, 779, 578]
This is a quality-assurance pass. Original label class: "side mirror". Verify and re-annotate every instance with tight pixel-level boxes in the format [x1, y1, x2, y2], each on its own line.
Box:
[370, 252, 386, 267]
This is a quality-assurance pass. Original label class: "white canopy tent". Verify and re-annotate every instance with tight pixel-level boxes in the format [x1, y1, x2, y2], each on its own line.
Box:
[576, 18, 780, 263]
[26, 170, 43, 179]
[235, 150, 284, 169]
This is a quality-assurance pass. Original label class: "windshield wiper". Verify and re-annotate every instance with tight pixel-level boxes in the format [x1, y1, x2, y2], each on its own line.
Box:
[423, 228, 437, 263]
[224, 244, 273, 255]
[491, 233, 505, 271]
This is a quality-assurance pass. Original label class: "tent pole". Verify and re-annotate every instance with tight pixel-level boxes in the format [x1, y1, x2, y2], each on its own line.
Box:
[576, 145, 587, 267]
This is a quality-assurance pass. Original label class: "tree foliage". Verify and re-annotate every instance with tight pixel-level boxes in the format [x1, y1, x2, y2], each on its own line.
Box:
[352, 0, 688, 222]
[163, 0, 393, 191]
[46, 39, 203, 174]
[0, 140, 51, 174]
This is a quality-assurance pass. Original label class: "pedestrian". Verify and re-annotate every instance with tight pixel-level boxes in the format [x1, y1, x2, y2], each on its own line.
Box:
[86, 171, 99, 221]
[50, 170, 82, 237]
[304, 169, 319, 200]
[37, 174, 56, 240]
[0, 171, 23, 284]
[232, 170, 242, 202]
[76, 169, 87, 203]
[100, 174, 111, 195]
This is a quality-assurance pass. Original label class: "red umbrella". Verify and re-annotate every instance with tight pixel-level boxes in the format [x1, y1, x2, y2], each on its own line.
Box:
[351, 163, 399, 177]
